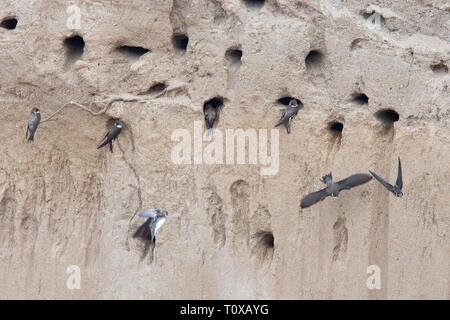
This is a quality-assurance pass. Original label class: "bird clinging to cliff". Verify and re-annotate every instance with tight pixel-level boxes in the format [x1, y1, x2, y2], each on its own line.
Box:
[204, 103, 217, 135]
[275, 99, 301, 134]
[26, 108, 41, 142]
[300, 172, 372, 208]
[97, 120, 122, 152]
[369, 157, 403, 198]
[133, 209, 168, 244]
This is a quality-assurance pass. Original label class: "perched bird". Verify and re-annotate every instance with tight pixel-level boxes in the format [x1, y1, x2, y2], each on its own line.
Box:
[275, 99, 301, 134]
[204, 103, 217, 135]
[97, 120, 122, 152]
[369, 157, 403, 197]
[300, 172, 372, 208]
[133, 209, 168, 244]
[26, 108, 41, 142]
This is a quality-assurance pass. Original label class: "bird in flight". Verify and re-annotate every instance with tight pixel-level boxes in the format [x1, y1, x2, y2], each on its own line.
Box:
[26, 108, 41, 142]
[300, 172, 372, 208]
[97, 120, 123, 152]
[133, 209, 168, 244]
[369, 157, 403, 198]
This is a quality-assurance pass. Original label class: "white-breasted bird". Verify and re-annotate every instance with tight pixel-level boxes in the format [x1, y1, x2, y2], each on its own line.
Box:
[300, 172, 372, 208]
[133, 209, 168, 244]
[97, 120, 123, 152]
[274, 99, 301, 134]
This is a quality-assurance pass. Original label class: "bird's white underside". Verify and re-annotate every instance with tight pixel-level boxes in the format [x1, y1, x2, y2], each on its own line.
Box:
[154, 217, 166, 234]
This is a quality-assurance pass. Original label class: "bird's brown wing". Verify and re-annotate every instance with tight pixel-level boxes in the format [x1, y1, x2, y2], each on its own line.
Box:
[274, 110, 288, 127]
[336, 173, 372, 191]
[300, 188, 330, 208]
[27, 113, 38, 130]
[27, 113, 41, 141]
[97, 131, 110, 149]
[97, 126, 121, 149]
[369, 170, 395, 193]
[133, 219, 152, 239]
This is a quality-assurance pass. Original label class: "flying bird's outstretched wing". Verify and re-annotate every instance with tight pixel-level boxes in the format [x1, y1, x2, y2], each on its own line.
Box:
[300, 188, 330, 208]
[395, 157, 403, 189]
[336, 173, 372, 191]
[369, 170, 395, 193]
[139, 209, 159, 219]
[134, 209, 161, 240]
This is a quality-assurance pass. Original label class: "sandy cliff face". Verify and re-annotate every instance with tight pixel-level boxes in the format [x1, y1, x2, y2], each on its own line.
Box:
[0, 0, 448, 299]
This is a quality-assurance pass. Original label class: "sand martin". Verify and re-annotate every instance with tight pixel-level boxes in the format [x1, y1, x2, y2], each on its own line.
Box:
[369, 157, 403, 197]
[300, 172, 372, 208]
[26, 108, 41, 142]
[133, 209, 168, 244]
[204, 103, 218, 135]
[97, 120, 123, 152]
[275, 99, 301, 134]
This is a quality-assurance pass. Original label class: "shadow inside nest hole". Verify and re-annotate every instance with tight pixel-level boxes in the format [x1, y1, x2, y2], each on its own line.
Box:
[251, 231, 274, 265]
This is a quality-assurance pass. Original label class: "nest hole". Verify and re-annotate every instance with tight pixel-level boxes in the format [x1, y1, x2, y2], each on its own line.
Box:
[260, 232, 274, 248]
[375, 109, 399, 125]
[1, 18, 17, 30]
[350, 38, 365, 51]
[115, 45, 150, 57]
[352, 93, 369, 105]
[277, 96, 301, 106]
[225, 48, 243, 65]
[64, 35, 85, 61]
[430, 62, 448, 74]
[203, 97, 224, 111]
[252, 231, 274, 264]
[328, 121, 344, 133]
[242, 0, 266, 9]
[145, 82, 167, 95]
[172, 33, 189, 53]
[305, 50, 324, 69]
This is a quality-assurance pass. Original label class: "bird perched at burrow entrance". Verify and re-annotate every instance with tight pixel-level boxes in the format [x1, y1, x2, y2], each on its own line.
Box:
[133, 209, 168, 245]
[26, 108, 41, 142]
[300, 172, 372, 208]
[369, 157, 403, 198]
[274, 99, 302, 134]
[204, 103, 218, 135]
[97, 120, 122, 152]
